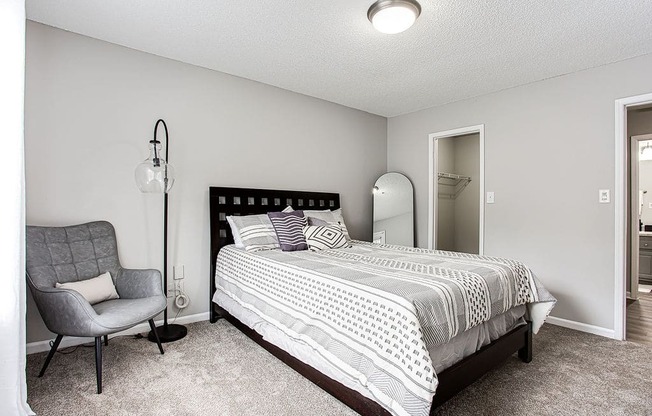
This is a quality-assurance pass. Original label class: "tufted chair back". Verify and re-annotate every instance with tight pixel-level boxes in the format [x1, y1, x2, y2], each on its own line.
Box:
[26, 221, 121, 289]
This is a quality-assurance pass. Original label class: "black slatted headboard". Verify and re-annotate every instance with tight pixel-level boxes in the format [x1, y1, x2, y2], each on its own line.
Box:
[208, 187, 340, 323]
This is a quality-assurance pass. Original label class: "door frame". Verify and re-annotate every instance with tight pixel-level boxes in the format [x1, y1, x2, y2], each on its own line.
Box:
[615, 93, 652, 341]
[428, 124, 485, 253]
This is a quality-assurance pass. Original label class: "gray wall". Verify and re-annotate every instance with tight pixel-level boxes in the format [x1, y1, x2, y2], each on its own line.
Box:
[453, 134, 480, 254]
[629, 108, 652, 137]
[24, 22, 387, 343]
[388, 52, 652, 331]
[436, 138, 455, 250]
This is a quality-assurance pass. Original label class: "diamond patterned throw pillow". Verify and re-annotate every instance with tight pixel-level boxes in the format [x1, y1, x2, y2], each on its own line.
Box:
[303, 225, 349, 251]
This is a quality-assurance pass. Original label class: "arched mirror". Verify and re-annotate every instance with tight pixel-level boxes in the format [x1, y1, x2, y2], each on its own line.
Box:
[373, 172, 414, 247]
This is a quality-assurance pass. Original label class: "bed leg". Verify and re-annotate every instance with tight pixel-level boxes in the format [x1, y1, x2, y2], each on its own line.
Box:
[209, 305, 224, 323]
[518, 321, 533, 363]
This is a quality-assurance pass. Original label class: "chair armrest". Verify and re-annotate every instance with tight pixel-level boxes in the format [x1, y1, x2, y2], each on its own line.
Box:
[116, 268, 164, 299]
[29, 285, 100, 337]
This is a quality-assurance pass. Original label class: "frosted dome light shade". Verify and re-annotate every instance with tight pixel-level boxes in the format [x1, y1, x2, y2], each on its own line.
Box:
[368, 0, 421, 34]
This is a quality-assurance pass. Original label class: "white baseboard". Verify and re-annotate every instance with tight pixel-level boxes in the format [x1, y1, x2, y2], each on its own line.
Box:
[26, 311, 210, 355]
[546, 316, 616, 339]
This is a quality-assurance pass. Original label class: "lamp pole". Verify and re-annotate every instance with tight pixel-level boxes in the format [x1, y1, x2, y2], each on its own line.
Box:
[160, 119, 170, 332]
[143, 119, 187, 343]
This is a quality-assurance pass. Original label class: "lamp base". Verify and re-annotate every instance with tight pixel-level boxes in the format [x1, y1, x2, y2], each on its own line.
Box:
[148, 323, 187, 343]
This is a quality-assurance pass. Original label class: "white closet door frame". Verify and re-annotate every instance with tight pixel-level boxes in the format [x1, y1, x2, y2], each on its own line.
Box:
[428, 125, 485, 253]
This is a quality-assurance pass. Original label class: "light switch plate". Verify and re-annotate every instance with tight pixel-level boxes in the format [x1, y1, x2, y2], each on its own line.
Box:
[599, 189, 610, 203]
[486, 192, 495, 204]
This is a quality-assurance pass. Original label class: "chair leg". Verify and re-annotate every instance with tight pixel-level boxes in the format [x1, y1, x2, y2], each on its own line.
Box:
[39, 334, 63, 377]
[148, 319, 164, 355]
[94, 337, 103, 394]
[104, 335, 108, 346]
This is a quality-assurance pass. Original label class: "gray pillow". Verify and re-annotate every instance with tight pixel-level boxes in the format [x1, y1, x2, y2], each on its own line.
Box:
[304, 209, 351, 240]
[268, 211, 308, 251]
[308, 217, 330, 226]
[227, 214, 280, 252]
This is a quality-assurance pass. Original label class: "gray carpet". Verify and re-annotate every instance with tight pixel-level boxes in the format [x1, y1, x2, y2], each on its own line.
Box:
[26, 321, 652, 416]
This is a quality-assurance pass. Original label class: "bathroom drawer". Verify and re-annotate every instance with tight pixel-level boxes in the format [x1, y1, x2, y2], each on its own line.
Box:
[641, 236, 652, 250]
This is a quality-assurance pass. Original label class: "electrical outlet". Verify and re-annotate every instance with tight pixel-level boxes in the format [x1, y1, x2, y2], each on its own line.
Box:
[174, 279, 184, 294]
[166, 282, 175, 298]
[599, 189, 610, 203]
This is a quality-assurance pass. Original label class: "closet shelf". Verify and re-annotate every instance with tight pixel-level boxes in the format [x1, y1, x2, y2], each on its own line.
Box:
[437, 172, 471, 199]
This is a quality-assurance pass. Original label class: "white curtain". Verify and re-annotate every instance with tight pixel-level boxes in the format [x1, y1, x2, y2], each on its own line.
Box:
[0, 0, 33, 414]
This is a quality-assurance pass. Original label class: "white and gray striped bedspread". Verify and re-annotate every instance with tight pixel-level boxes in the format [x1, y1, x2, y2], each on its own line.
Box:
[214, 241, 556, 416]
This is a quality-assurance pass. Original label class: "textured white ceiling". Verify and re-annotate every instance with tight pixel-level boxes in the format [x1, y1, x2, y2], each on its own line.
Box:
[26, 0, 652, 117]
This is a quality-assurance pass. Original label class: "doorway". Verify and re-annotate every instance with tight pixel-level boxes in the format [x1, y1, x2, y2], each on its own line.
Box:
[615, 93, 652, 341]
[626, 122, 652, 346]
[428, 125, 485, 253]
[629, 133, 652, 299]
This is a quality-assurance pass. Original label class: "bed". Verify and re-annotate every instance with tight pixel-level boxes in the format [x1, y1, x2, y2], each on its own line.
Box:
[208, 186, 555, 415]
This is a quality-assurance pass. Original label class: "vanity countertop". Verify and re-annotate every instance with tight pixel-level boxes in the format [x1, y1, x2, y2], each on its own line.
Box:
[640, 232, 652, 237]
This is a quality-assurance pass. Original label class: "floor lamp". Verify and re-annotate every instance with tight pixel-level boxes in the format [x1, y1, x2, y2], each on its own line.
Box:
[134, 119, 188, 342]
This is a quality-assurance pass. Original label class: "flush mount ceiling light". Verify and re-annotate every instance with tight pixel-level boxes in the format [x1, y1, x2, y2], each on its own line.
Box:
[368, 0, 421, 34]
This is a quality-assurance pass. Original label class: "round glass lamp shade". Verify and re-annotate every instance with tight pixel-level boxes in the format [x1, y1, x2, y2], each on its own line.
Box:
[135, 157, 175, 193]
[368, 0, 421, 34]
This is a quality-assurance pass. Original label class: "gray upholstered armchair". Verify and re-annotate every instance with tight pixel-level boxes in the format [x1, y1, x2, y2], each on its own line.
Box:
[26, 221, 167, 393]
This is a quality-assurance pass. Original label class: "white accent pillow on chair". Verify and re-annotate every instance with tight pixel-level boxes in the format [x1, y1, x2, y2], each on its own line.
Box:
[56, 272, 120, 305]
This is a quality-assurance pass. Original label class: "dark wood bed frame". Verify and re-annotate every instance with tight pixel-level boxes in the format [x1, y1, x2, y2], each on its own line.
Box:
[208, 186, 532, 415]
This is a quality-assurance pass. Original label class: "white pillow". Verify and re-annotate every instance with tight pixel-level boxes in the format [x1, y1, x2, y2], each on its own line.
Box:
[303, 209, 351, 240]
[56, 272, 120, 305]
[331, 208, 351, 240]
[227, 210, 291, 249]
[226, 214, 280, 252]
[226, 216, 245, 248]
